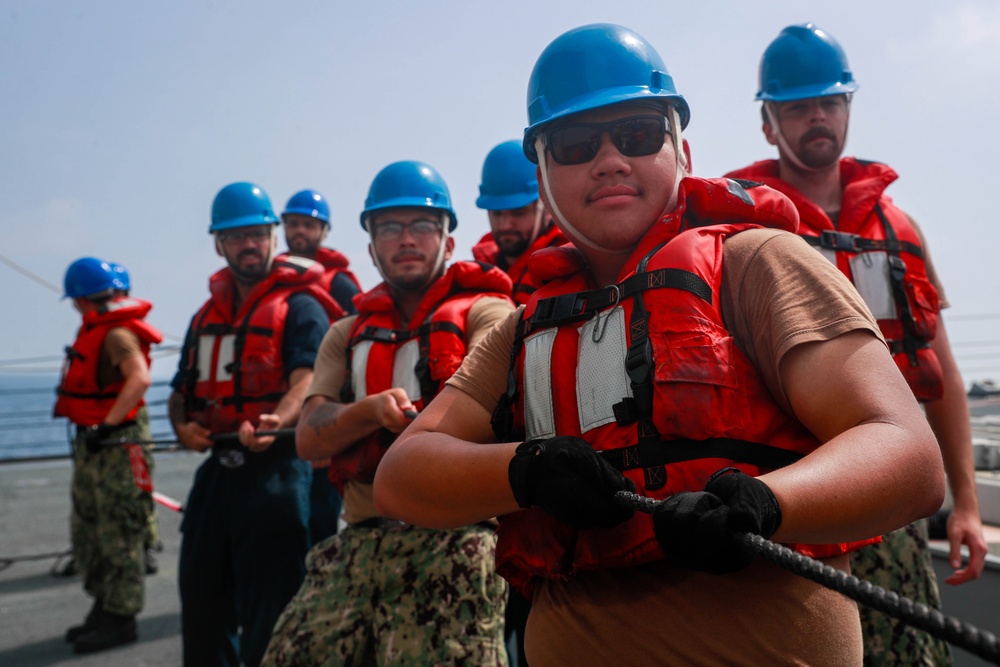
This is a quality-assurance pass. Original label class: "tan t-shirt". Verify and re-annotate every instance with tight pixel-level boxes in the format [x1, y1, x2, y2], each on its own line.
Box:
[307, 295, 513, 524]
[446, 229, 881, 666]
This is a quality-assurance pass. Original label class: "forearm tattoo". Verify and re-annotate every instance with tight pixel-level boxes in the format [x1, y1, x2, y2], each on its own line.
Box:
[308, 403, 340, 436]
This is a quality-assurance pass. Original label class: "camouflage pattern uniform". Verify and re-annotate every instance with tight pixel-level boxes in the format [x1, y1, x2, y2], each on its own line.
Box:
[263, 521, 508, 666]
[71, 406, 154, 616]
[850, 519, 952, 666]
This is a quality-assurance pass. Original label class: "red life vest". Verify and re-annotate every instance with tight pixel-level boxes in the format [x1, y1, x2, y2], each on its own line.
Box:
[54, 297, 163, 427]
[491, 177, 878, 598]
[286, 247, 362, 305]
[179, 256, 344, 433]
[725, 158, 942, 401]
[328, 261, 513, 494]
[472, 224, 566, 305]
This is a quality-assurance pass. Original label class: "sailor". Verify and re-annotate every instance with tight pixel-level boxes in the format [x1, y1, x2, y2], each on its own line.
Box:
[725, 23, 987, 665]
[263, 161, 514, 666]
[374, 24, 945, 666]
[472, 139, 565, 306]
[281, 188, 363, 312]
[55, 256, 163, 653]
[280, 188, 364, 545]
[168, 182, 343, 667]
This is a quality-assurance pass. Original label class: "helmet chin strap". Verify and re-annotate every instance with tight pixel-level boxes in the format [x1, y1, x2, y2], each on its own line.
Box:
[535, 135, 604, 251]
[765, 99, 850, 173]
[527, 200, 545, 248]
[667, 106, 687, 209]
[535, 107, 687, 251]
[265, 229, 277, 272]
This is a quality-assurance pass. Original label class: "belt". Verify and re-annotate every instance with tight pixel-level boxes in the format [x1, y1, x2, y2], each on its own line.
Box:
[75, 419, 137, 437]
[352, 517, 411, 530]
[350, 518, 496, 532]
[210, 438, 297, 469]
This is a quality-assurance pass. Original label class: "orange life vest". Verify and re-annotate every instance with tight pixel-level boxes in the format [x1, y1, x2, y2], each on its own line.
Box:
[472, 224, 566, 305]
[725, 158, 942, 401]
[492, 177, 878, 598]
[54, 297, 163, 427]
[179, 257, 343, 433]
[328, 261, 513, 493]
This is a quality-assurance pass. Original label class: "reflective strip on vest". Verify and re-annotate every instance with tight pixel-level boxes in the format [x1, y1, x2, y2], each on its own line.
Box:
[523, 307, 633, 439]
[392, 339, 421, 400]
[351, 340, 372, 400]
[350, 338, 422, 401]
[197, 334, 235, 383]
[578, 307, 631, 432]
[524, 329, 557, 440]
[848, 251, 898, 320]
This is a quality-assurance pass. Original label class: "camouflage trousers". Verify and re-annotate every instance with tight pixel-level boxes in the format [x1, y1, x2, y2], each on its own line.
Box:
[70, 410, 154, 616]
[850, 519, 952, 666]
[263, 520, 508, 667]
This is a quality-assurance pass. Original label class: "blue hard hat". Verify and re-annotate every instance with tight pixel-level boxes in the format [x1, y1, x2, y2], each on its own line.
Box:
[523, 23, 690, 163]
[756, 23, 858, 102]
[283, 189, 330, 224]
[476, 140, 539, 211]
[209, 182, 279, 233]
[360, 161, 457, 232]
[108, 262, 130, 291]
[63, 257, 115, 299]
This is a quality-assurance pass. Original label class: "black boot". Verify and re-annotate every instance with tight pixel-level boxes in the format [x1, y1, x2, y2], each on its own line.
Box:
[72, 610, 138, 653]
[65, 598, 102, 643]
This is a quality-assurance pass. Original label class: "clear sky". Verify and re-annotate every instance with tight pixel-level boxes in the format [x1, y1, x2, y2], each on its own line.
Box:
[2, 1, 999, 384]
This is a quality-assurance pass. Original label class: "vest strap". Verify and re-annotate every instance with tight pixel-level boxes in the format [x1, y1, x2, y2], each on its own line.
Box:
[802, 229, 924, 258]
[599, 438, 804, 472]
[529, 268, 712, 331]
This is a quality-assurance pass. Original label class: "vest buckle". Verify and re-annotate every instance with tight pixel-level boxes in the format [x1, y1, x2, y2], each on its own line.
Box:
[819, 229, 860, 251]
[531, 293, 591, 328]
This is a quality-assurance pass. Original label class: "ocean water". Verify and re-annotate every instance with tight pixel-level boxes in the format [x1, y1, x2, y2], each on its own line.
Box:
[0, 373, 175, 461]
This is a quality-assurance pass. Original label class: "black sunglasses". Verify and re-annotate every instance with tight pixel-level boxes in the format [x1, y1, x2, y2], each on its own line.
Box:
[543, 115, 669, 165]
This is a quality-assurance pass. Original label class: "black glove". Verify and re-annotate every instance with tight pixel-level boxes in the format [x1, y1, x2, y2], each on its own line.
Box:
[83, 423, 116, 454]
[651, 468, 782, 573]
[508, 436, 635, 529]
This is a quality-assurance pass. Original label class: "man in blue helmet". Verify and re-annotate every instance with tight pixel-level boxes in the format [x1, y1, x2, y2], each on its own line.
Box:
[473, 140, 565, 306]
[168, 182, 345, 667]
[281, 188, 362, 312]
[281, 189, 364, 546]
[55, 257, 163, 654]
[374, 24, 945, 665]
[263, 161, 514, 666]
[725, 23, 986, 666]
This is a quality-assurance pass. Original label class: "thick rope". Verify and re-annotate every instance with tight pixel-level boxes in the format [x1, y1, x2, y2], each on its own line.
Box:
[614, 490, 1000, 665]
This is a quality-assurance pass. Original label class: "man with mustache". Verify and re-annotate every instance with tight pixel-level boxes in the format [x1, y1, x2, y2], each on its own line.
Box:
[281, 188, 362, 312]
[263, 161, 514, 666]
[374, 24, 945, 665]
[168, 182, 344, 667]
[473, 140, 565, 306]
[280, 188, 363, 545]
[725, 23, 986, 665]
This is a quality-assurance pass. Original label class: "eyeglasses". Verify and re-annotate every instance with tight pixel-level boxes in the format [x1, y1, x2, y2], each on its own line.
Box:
[217, 229, 272, 244]
[543, 115, 669, 165]
[372, 219, 443, 241]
